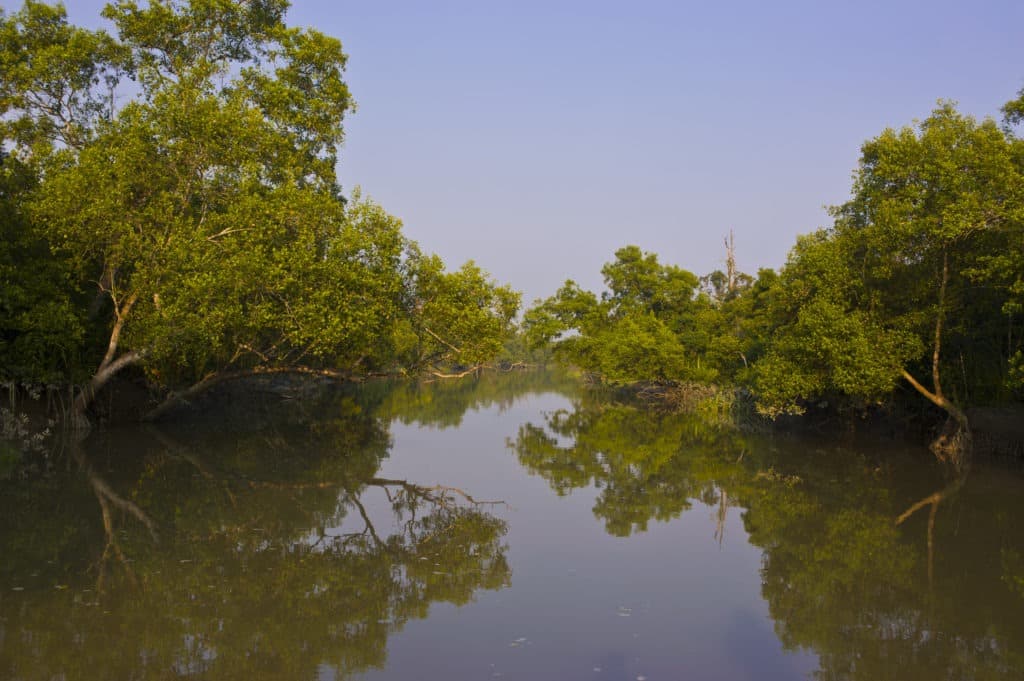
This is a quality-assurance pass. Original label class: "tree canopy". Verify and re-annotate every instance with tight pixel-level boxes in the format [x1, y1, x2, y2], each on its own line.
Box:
[0, 1, 518, 423]
[524, 96, 1024, 443]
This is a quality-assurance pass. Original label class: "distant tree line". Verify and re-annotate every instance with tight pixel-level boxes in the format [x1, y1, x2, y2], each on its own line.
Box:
[0, 1, 519, 425]
[525, 94, 1024, 450]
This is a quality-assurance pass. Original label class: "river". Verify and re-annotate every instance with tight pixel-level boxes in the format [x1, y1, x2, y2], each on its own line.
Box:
[2, 370, 1023, 680]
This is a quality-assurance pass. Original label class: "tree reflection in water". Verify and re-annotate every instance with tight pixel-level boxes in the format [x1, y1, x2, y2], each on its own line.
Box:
[4, 371, 1024, 680]
[513, 395, 1024, 680]
[0, 391, 510, 680]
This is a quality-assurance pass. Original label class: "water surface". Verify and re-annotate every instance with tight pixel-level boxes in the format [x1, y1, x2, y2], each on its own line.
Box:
[2, 371, 1023, 680]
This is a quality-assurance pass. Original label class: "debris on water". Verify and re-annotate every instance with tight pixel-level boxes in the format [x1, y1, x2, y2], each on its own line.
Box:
[616, 606, 632, 617]
[593, 666, 602, 672]
[54, 584, 68, 590]
[11, 587, 24, 591]
[508, 637, 528, 647]
[637, 676, 647, 681]
[179, 559, 192, 564]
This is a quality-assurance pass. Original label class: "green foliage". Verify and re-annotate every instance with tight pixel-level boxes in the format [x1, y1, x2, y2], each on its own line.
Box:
[525, 246, 718, 385]
[22, 0, 362, 385]
[589, 311, 691, 383]
[526, 95, 1024, 421]
[0, 0, 127, 153]
[753, 233, 923, 416]
[1003, 86, 1024, 128]
[754, 102, 1024, 416]
[525, 245, 775, 390]
[0, 151, 88, 382]
[396, 251, 520, 374]
[0, 1, 518, 412]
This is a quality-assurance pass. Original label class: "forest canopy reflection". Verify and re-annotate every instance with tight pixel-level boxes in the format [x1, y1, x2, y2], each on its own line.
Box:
[0, 389, 510, 680]
[3, 370, 1024, 680]
[512, 390, 1024, 679]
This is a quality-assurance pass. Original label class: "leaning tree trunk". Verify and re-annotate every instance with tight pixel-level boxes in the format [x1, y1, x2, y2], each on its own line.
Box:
[900, 249, 971, 465]
[71, 291, 143, 430]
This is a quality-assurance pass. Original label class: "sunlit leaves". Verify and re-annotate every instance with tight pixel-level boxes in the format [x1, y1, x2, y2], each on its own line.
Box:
[0, 1, 126, 153]
[753, 102, 1024, 414]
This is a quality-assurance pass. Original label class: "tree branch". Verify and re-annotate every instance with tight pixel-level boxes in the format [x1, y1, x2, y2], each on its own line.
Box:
[142, 365, 353, 422]
[422, 326, 462, 356]
[72, 349, 147, 422]
[99, 290, 139, 370]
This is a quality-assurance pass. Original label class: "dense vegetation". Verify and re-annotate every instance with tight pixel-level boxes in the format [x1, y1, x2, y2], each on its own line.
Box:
[525, 95, 1024, 447]
[0, 0, 519, 425]
[3, 1, 1023, 455]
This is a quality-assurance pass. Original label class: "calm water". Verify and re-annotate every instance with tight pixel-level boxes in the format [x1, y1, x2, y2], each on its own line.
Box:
[2, 370, 1023, 680]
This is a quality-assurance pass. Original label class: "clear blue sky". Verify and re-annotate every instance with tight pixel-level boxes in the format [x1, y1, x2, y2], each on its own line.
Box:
[7, 1, 1024, 304]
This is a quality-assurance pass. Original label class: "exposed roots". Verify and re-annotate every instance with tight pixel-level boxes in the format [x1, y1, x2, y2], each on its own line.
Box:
[930, 419, 972, 472]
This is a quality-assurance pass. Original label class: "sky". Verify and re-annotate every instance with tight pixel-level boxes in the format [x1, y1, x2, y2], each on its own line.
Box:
[5, 0, 1024, 305]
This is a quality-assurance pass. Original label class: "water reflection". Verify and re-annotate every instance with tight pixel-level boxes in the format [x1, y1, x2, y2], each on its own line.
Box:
[363, 367, 582, 429]
[513, 394, 1024, 680]
[3, 371, 1024, 680]
[513, 400, 748, 536]
[0, 391, 509, 680]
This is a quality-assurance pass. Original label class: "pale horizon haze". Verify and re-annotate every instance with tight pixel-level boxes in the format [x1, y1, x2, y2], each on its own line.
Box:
[5, 0, 1024, 305]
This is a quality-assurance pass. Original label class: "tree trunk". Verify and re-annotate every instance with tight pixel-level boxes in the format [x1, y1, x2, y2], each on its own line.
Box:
[71, 291, 142, 429]
[900, 248, 971, 462]
[900, 369, 969, 429]
[725, 229, 737, 295]
[71, 350, 145, 429]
